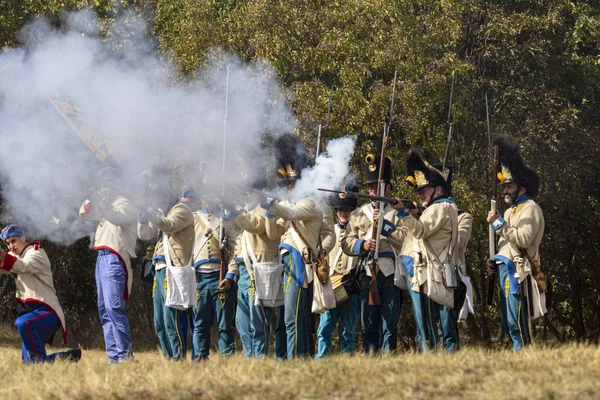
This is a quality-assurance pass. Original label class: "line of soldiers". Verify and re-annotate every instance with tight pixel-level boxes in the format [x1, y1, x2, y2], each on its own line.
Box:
[0, 134, 546, 363]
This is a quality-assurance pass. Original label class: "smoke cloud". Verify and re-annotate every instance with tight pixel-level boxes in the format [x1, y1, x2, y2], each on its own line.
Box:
[0, 9, 298, 243]
[292, 136, 357, 208]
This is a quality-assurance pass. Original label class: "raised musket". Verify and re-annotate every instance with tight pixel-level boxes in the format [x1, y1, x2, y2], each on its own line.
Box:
[316, 83, 334, 158]
[362, 70, 398, 306]
[442, 73, 455, 172]
[48, 97, 120, 166]
[486, 92, 499, 306]
[218, 66, 231, 286]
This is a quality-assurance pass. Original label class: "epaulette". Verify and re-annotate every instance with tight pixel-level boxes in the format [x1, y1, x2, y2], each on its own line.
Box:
[32, 241, 42, 250]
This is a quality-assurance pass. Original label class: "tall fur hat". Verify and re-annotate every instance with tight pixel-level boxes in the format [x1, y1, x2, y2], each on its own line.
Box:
[274, 133, 314, 181]
[493, 136, 540, 197]
[404, 147, 450, 191]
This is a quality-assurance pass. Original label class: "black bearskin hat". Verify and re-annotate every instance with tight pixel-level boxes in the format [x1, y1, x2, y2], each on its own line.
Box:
[274, 133, 314, 181]
[493, 136, 540, 197]
[404, 147, 450, 191]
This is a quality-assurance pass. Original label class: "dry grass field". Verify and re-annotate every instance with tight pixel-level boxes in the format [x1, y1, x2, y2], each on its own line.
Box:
[1, 326, 599, 399]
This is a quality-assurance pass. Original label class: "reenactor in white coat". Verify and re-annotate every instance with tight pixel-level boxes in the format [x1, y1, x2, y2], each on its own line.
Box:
[79, 167, 137, 364]
[342, 156, 406, 353]
[316, 184, 360, 358]
[191, 183, 241, 360]
[487, 136, 546, 351]
[393, 149, 460, 352]
[260, 134, 335, 358]
[137, 169, 195, 360]
[0, 224, 81, 363]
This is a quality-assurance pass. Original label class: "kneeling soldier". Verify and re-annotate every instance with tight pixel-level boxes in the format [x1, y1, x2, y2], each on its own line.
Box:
[0, 224, 81, 363]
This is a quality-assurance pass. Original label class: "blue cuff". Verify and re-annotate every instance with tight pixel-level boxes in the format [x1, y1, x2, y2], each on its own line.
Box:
[352, 239, 366, 255]
[395, 207, 410, 218]
[220, 208, 239, 221]
[264, 210, 276, 218]
[138, 211, 149, 225]
[491, 216, 505, 231]
[225, 272, 236, 280]
[260, 196, 276, 210]
[380, 219, 396, 237]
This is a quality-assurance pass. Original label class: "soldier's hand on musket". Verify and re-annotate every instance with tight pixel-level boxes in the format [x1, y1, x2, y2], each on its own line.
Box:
[390, 199, 404, 210]
[372, 207, 380, 221]
[219, 278, 232, 291]
[362, 238, 377, 252]
[486, 259, 498, 276]
[487, 211, 501, 224]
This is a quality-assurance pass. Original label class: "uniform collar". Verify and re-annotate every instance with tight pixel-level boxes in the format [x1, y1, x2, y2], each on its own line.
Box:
[431, 197, 455, 205]
[513, 194, 531, 206]
[337, 222, 347, 230]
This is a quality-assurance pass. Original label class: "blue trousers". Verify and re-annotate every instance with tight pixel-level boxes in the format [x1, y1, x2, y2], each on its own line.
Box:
[153, 268, 189, 360]
[282, 254, 310, 358]
[439, 305, 459, 352]
[95, 250, 132, 362]
[15, 306, 67, 363]
[406, 275, 440, 352]
[274, 305, 287, 359]
[236, 264, 253, 357]
[193, 271, 236, 357]
[316, 295, 359, 359]
[360, 271, 401, 353]
[498, 263, 531, 351]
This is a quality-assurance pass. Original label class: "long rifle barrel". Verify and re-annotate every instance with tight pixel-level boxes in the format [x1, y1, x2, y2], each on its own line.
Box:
[442, 73, 456, 171]
[316, 83, 335, 158]
[318, 188, 397, 205]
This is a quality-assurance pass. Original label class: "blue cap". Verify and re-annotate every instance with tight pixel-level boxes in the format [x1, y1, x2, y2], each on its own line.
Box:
[180, 186, 197, 199]
[0, 224, 25, 241]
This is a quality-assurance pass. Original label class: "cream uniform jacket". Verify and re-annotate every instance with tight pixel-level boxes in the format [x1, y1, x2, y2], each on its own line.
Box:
[192, 209, 241, 278]
[496, 199, 544, 266]
[79, 195, 138, 300]
[0, 243, 67, 343]
[456, 211, 473, 275]
[137, 202, 195, 269]
[342, 203, 407, 277]
[399, 200, 457, 286]
[228, 205, 282, 280]
[267, 198, 335, 284]
[329, 223, 358, 275]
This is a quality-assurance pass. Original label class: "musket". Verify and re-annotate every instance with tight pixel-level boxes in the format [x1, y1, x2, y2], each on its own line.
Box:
[442, 73, 455, 172]
[48, 97, 120, 167]
[317, 188, 419, 210]
[486, 92, 499, 306]
[316, 83, 334, 158]
[364, 69, 397, 306]
[218, 66, 230, 286]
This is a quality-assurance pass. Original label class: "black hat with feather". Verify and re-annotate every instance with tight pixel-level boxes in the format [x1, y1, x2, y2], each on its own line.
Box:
[493, 136, 540, 197]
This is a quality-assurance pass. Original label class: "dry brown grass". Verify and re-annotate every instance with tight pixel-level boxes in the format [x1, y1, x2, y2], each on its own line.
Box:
[0, 340, 598, 400]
